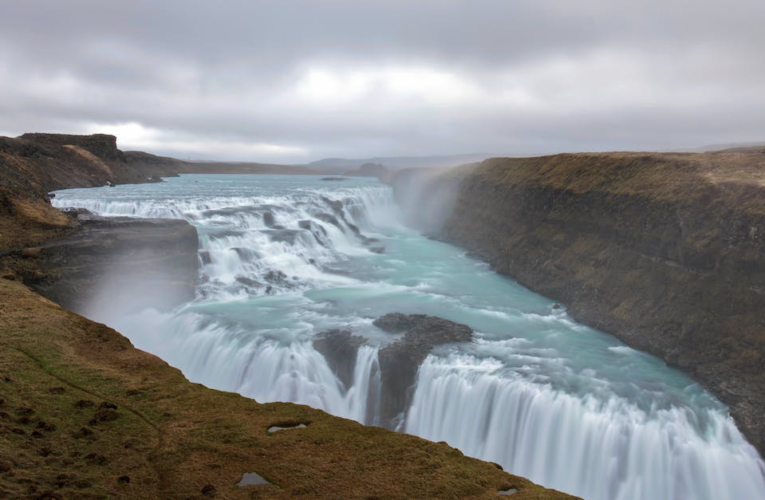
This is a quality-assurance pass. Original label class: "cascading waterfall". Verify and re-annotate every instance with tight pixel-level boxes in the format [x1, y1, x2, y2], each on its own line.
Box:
[52, 174, 765, 500]
[406, 354, 765, 500]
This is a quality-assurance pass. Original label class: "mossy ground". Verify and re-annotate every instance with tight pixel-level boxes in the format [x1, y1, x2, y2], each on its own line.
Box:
[0, 278, 574, 499]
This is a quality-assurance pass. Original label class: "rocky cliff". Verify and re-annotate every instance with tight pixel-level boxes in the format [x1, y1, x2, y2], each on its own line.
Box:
[394, 150, 765, 455]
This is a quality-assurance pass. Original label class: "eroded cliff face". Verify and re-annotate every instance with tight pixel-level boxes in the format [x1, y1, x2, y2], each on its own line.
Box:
[394, 150, 765, 454]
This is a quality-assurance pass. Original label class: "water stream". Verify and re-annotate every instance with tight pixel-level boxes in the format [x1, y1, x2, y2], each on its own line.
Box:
[53, 174, 765, 499]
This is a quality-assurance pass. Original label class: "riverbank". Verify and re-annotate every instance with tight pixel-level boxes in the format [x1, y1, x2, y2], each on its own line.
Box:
[393, 149, 765, 455]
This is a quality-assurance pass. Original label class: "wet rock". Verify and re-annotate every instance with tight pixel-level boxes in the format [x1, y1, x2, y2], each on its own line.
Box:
[235, 276, 263, 289]
[320, 196, 345, 216]
[299, 220, 330, 247]
[199, 250, 212, 265]
[32, 217, 199, 316]
[316, 213, 342, 230]
[264, 270, 289, 285]
[262, 211, 278, 228]
[313, 330, 366, 389]
[265, 229, 300, 245]
[374, 314, 474, 427]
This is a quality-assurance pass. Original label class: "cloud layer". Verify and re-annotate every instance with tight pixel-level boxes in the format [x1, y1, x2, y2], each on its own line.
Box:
[1, 0, 764, 162]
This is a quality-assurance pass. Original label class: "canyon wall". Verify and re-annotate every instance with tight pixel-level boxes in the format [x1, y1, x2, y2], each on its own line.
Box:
[394, 149, 765, 454]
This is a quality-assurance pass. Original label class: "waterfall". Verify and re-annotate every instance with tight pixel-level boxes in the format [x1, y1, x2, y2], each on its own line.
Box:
[52, 174, 765, 500]
[405, 354, 765, 500]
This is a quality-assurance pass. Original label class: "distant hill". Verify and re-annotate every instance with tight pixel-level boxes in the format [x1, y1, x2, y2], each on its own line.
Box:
[663, 141, 765, 153]
[308, 153, 492, 173]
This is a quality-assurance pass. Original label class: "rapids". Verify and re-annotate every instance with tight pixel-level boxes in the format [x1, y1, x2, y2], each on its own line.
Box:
[53, 174, 765, 499]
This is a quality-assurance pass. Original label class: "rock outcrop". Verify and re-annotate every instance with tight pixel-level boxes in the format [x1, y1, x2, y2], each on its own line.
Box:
[394, 150, 765, 455]
[375, 314, 474, 427]
[314, 314, 474, 428]
[29, 212, 199, 317]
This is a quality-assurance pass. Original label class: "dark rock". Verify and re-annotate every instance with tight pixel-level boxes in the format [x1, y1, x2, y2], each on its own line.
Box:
[32, 218, 199, 316]
[313, 330, 367, 389]
[117, 475, 130, 484]
[264, 270, 288, 285]
[99, 402, 118, 410]
[199, 250, 212, 265]
[262, 212, 280, 229]
[265, 229, 300, 245]
[375, 314, 473, 427]
[316, 213, 342, 229]
[235, 276, 263, 289]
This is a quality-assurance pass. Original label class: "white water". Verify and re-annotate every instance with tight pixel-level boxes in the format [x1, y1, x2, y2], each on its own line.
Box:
[53, 174, 765, 500]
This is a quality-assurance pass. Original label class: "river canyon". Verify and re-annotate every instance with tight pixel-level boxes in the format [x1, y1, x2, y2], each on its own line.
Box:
[50, 173, 765, 500]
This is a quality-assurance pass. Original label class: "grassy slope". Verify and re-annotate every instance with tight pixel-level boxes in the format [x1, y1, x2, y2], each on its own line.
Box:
[0, 275, 572, 499]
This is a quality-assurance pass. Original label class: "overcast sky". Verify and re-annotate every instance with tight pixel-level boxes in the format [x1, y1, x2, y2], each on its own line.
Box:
[1, 0, 764, 162]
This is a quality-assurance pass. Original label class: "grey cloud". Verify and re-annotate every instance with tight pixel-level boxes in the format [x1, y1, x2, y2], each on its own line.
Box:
[0, 0, 764, 161]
